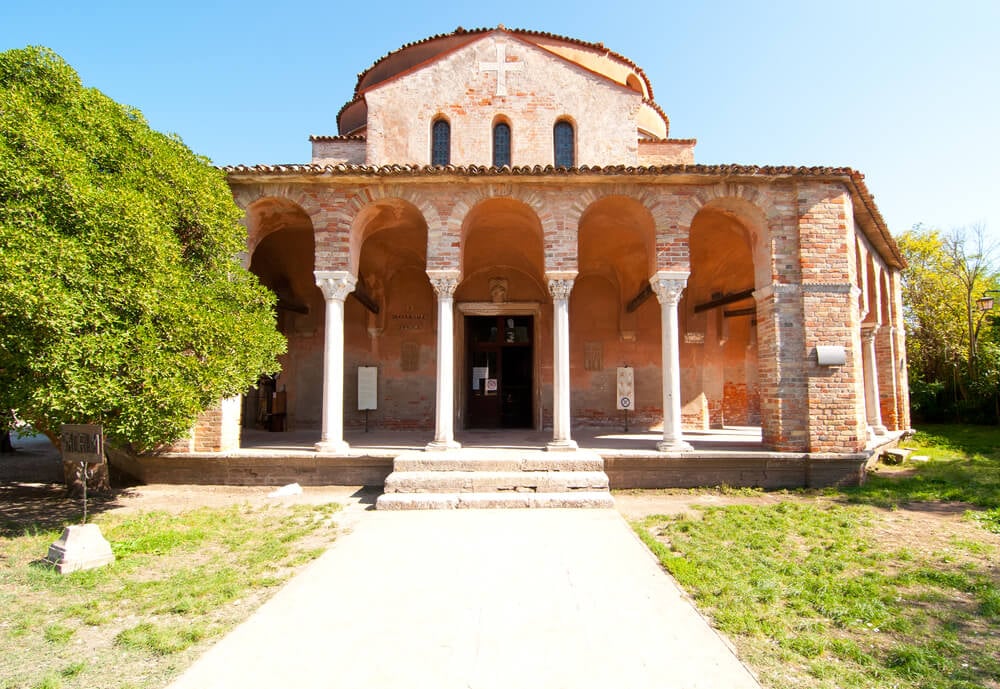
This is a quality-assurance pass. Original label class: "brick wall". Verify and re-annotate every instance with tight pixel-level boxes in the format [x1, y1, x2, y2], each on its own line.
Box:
[365, 35, 642, 167]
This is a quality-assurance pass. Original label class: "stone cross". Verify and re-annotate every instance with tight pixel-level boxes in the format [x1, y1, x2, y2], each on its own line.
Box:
[479, 44, 523, 97]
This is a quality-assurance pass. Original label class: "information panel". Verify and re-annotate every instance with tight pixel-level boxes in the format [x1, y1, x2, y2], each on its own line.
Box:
[358, 367, 378, 411]
[616, 367, 635, 411]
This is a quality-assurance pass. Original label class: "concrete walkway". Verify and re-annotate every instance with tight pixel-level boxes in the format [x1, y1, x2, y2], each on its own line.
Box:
[168, 508, 761, 689]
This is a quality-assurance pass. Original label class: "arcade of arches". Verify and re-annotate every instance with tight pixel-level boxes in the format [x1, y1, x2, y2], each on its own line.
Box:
[226, 173, 909, 457]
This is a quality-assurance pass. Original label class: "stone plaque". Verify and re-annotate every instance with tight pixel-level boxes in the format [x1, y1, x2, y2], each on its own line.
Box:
[584, 342, 603, 371]
[61, 424, 104, 464]
[401, 342, 420, 372]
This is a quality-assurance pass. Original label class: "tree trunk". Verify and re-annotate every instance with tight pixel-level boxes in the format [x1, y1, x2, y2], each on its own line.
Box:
[62, 460, 111, 496]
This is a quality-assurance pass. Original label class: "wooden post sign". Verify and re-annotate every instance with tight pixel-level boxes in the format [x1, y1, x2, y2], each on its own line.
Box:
[61, 424, 104, 464]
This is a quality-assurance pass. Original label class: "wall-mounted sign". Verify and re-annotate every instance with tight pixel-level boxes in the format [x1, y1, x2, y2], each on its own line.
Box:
[472, 366, 489, 391]
[616, 367, 634, 410]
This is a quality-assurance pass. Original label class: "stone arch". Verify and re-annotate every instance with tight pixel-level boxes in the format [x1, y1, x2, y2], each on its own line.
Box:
[683, 193, 763, 429]
[682, 184, 769, 285]
[879, 268, 892, 326]
[339, 187, 436, 276]
[456, 196, 546, 302]
[578, 194, 657, 301]
[342, 194, 434, 430]
[244, 194, 318, 257]
[446, 187, 552, 273]
[244, 196, 320, 432]
[572, 194, 663, 427]
[864, 252, 880, 325]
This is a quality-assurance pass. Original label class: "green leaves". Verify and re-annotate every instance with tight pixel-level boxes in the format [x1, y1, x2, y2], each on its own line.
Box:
[0, 47, 285, 449]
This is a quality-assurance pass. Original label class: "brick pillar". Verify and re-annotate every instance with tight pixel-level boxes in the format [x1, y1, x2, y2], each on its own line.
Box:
[891, 272, 912, 429]
[876, 324, 900, 430]
[796, 185, 867, 453]
[651, 271, 693, 452]
[427, 271, 461, 450]
[315, 271, 356, 454]
[753, 283, 808, 451]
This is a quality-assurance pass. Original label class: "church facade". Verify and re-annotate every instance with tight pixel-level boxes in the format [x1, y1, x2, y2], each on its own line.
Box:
[197, 26, 908, 460]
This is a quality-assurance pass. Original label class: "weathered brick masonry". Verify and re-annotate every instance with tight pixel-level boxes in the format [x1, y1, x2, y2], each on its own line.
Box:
[173, 26, 909, 460]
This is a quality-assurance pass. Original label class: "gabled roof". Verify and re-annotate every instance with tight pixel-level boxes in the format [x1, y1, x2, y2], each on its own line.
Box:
[353, 26, 654, 99]
[337, 26, 664, 135]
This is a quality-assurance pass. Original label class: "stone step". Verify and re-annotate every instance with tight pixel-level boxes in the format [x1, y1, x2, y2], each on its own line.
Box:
[383, 470, 610, 494]
[393, 449, 604, 472]
[376, 491, 615, 510]
[881, 448, 912, 465]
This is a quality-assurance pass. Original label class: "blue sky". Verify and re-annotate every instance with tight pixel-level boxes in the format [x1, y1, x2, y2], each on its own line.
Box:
[4, 0, 999, 242]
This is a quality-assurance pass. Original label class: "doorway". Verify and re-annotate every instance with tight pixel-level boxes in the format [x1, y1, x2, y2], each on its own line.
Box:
[466, 315, 533, 428]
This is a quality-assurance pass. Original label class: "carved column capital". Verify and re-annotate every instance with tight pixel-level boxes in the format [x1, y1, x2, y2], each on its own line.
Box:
[548, 278, 575, 301]
[427, 271, 460, 299]
[861, 323, 881, 342]
[650, 271, 689, 307]
[315, 271, 357, 302]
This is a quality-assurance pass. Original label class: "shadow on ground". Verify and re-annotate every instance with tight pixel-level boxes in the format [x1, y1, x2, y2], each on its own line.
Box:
[0, 482, 138, 536]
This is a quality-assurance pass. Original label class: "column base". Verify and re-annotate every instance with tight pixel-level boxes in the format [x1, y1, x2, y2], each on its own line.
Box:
[869, 424, 888, 437]
[657, 438, 693, 453]
[315, 440, 350, 454]
[546, 439, 579, 452]
[425, 439, 462, 451]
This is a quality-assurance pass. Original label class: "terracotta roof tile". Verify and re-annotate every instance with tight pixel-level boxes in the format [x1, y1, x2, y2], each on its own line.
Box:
[309, 134, 366, 142]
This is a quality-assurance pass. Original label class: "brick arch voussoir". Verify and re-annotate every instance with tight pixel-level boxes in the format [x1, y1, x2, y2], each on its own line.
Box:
[243, 187, 322, 259]
[683, 183, 766, 226]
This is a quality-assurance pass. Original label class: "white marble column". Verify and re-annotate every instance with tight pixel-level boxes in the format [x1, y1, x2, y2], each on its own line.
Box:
[427, 272, 461, 450]
[547, 275, 578, 451]
[862, 325, 887, 436]
[651, 272, 693, 452]
[314, 271, 357, 453]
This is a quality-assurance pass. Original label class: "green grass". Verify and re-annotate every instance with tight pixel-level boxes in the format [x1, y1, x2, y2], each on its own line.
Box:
[634, 424, 1000, 689]
[843, 424, 1000, 509]
[0, 501, 340, 689]
[636, 502, 999, 688]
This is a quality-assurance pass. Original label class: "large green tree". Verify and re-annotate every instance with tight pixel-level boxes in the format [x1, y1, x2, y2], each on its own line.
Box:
[0, 47, 285, 450]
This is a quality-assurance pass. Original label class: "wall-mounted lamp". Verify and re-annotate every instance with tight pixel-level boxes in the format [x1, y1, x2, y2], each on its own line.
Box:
[976, 290, 1000, 313]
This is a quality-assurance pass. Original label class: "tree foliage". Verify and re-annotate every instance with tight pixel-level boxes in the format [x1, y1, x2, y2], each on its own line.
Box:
[0, 47, 285, 449]
[899, 224, 1000, 422]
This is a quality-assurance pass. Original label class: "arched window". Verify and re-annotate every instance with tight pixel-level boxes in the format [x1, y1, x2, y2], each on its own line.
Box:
[492, 122, 511, 167]
[431, 118, 450, 166]
[553, 120, 574, 167]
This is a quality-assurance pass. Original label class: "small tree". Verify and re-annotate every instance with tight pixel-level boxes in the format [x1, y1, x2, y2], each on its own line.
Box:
[0, 47, 285, 451]
[899, 224, 999, 421]
[943, 223, 998, 382]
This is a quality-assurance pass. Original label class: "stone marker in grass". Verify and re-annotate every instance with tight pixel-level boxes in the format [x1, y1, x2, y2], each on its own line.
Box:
[44, 425, 116, 574]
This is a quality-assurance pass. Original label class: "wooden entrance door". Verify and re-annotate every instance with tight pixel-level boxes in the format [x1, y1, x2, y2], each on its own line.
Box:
[466, 315, 533, 428]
